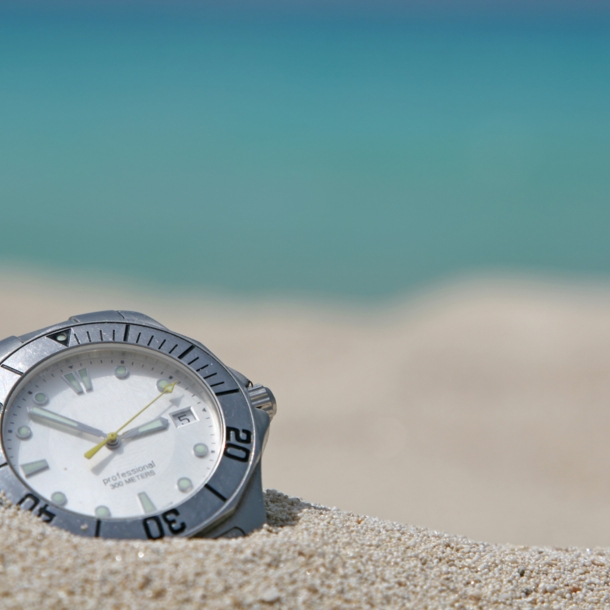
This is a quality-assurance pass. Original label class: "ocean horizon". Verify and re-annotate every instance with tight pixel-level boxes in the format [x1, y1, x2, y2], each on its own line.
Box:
[1, 10, 609, 299]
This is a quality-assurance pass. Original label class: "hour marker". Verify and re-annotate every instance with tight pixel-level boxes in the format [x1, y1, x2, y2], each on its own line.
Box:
[63, 369, 93, 394]
[114, 365, 129, 379]
[138, 492, 156, 514]
[193, 443, 208, 457]
[177, 477, 193, 493]
[16, 426, 32, 440]
[21, 459, 49, 477]
[156, 379, 171, 392]
[95, 505, 111, 518]
[78, 368, 93, 392]
[33, 392, 48, 405]
[51, 492, 67, 506]
[63, 372, 83, 394]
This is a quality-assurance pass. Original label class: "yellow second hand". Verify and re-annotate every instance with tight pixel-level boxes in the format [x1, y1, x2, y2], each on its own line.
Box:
[84, 382, 177, 460]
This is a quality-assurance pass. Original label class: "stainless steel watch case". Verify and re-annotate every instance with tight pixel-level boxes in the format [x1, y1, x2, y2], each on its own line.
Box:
[0, 310, 273, 540]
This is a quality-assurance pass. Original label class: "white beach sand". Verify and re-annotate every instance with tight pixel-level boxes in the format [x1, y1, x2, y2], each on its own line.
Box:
[1, 490, 609, 609]
[1, 266, 610, 607]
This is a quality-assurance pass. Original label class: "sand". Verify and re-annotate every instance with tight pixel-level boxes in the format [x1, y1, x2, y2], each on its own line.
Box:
[2, 266, 610, 606]
[0, 489, 609, 609]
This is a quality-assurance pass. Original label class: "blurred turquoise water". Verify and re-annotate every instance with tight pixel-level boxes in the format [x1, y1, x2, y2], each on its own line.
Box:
[0, 16, 609, 299]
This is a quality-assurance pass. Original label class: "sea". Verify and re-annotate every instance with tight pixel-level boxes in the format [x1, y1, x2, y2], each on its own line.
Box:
[0, 7, 609, 300]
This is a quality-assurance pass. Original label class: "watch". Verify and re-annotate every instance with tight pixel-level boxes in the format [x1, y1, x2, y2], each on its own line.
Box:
[0, 310, 276, 539]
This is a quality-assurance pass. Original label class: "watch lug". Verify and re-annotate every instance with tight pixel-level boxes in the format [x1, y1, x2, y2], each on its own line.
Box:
[18, 320, 72, 343]
[116, 311, 167, 329]
[0, 336, 22, 362]
[69, 310, 125, 324]
[68, 310, 167, 329]
[227, 366, 251, 388]
[253, 403, 271, 451]
[199, 462, 266, 538]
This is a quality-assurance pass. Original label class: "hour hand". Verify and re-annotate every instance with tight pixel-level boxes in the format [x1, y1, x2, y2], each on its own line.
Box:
[120, 417, 169, 440]
[28, 406, 107, 439]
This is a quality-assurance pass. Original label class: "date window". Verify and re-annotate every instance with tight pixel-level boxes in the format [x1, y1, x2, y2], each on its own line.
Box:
[171, 407, 198, 428]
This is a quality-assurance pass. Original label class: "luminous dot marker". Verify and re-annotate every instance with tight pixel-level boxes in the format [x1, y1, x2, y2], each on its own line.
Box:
[114, 365, 129, 380]
[95, 505, 111, 519]
[21, 459, 49, 478]
[138, 492, 156, 514]
[33, 393, 48, 405]
[156, 379, 171, 393]
[51, 492, 67, 506]
[16, 426, 32, 440]
[55, 333, 67, 342]
[193, 443, 208, 458]
[178, 477, 193, 493]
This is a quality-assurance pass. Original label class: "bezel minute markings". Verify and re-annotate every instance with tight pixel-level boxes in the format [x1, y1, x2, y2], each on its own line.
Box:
[0, 319, 259, 540]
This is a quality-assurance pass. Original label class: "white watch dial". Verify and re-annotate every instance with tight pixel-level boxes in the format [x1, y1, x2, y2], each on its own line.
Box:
[2, 344, 224, 519]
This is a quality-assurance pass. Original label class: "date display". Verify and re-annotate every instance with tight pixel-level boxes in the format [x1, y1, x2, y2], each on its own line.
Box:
[171, 407, 198, 428]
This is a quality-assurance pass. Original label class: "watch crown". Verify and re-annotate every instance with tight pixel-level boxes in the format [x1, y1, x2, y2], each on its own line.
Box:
[247, 384, 277, 420]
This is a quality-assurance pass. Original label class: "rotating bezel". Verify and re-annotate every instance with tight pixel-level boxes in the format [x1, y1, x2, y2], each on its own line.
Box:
[0, 319, 259, 540]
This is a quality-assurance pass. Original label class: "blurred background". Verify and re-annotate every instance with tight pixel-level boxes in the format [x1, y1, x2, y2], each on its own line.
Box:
[1, 0, 610, 547]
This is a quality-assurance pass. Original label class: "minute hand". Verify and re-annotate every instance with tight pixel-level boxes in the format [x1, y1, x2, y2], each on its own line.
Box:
[28, 406, 107, 439]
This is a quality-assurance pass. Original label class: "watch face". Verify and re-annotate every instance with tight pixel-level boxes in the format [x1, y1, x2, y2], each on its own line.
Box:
[1, 344, 224, 520]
